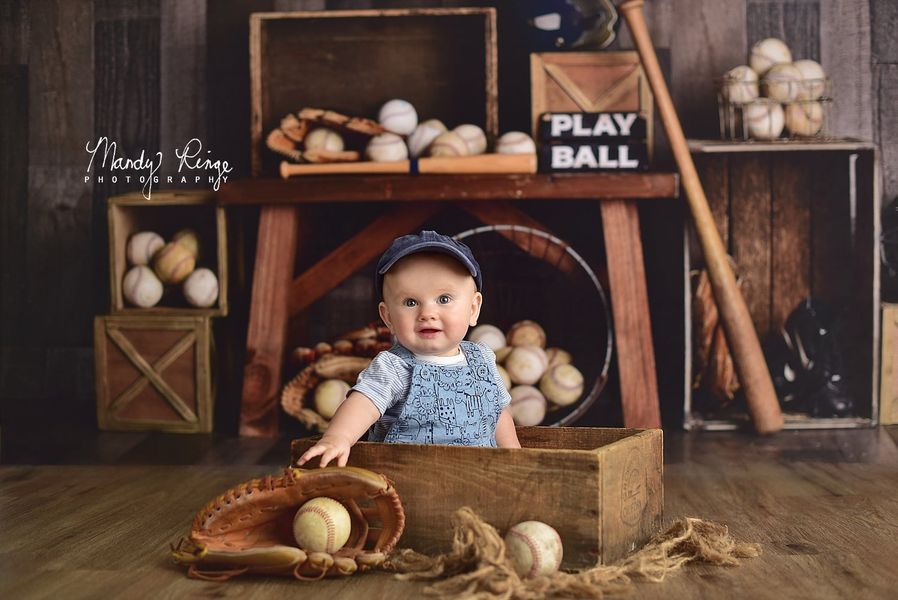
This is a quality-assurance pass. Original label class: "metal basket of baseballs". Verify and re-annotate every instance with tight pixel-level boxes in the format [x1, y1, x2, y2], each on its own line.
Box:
[455, 225, 613, 428]
[717, 39, 833, 142]
[280, 324, 392, 432]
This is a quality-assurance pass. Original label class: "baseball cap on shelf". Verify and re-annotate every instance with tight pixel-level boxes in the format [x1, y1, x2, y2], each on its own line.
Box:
[375, 230, 482, 299]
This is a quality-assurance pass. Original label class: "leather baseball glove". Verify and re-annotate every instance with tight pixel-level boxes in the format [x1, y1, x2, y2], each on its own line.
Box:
[171, 466, 405, 581]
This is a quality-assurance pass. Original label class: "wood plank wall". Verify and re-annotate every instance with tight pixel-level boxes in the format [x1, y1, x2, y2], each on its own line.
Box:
[0, 0, 891, 429]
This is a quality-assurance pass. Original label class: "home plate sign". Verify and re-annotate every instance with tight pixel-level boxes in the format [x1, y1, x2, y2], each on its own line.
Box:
[538, 112, 649, 173]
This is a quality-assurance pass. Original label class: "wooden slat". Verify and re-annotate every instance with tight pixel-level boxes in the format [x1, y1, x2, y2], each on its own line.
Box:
[770, 155, 811, 330]
[219, 173, 680, 205]
[159, 0, 206, 181]
[600, 199, 661, 429]
[729, 154, 772, 337]
[0, 65, 28, 350]
[821, 0, 874, 139]
[693, 154, 730, 263]
[287, 203, 439, 316]
[240, 206, 299, 437]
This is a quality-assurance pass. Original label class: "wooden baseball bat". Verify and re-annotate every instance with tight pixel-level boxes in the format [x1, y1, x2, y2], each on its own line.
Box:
[618, 0, 784, 433]
[280, 153, 537, 178]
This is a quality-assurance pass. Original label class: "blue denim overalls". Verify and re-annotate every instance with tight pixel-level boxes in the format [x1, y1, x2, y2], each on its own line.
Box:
[378, 341, 504, 447]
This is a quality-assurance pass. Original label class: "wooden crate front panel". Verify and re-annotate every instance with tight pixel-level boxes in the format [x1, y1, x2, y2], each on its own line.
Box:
[291, 427, 662, 568]
[251, 9, 498, 177]
[530, 52, 653, 149]
[880, 305, 898, 425]
[690, 149, 879, 425]
[108, 191, 228, 316]
[94, 315, 213, 433]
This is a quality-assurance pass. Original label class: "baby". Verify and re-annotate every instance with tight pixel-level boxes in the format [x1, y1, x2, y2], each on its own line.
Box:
[299, 230, 521, 467]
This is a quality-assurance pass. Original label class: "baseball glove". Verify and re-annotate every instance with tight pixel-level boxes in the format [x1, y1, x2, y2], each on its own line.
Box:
[171, 466, 405, 581]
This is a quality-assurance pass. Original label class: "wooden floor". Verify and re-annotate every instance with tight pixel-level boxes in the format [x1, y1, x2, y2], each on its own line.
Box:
[1, 426, 897, 598]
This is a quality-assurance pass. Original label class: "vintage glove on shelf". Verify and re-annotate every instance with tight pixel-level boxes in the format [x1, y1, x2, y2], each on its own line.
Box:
[171, 466, 405, 580]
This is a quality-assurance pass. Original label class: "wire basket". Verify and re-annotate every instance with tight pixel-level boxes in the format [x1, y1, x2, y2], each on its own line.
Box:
[453, 225, 613, 426]
[716, 76, 834, 141]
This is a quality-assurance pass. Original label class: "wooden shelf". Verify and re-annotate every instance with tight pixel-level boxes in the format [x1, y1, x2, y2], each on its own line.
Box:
[687, 138, 876, 154]
[218, 173, 679, 205]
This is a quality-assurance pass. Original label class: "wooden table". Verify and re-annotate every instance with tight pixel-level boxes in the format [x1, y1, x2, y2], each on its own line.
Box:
[219, 173, 679, 436]
[2, 428, 897, 598]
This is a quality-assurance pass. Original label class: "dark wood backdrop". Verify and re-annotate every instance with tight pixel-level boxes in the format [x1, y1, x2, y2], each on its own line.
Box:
[1, 0, 894, 432]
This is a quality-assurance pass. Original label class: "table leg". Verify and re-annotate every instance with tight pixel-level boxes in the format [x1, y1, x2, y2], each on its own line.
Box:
[239, 205, 299, 437]
[601, 199, 662, 428]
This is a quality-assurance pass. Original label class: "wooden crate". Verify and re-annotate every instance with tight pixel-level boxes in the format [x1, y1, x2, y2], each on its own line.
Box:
[250, 8, 498, 177]
[108, 191, 228, 316]
[94, 315, 213, 433]
[292, 427, 662, 568]
[684, 141, 880, 430]
[530, 51, 653, 149]
[879, 304, 898, 425]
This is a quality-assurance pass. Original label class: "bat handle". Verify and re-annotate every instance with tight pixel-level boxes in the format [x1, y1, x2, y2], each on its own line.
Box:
[619, 0, 784, 433]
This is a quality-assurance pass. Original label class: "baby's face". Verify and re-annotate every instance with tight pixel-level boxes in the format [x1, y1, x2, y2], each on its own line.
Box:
[379, 253, 482, 356]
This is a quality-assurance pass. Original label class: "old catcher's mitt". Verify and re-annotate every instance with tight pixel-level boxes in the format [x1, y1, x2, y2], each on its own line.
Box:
[171, 466, 405, 581]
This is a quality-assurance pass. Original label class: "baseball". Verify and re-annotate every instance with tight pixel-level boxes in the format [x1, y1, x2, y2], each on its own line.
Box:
[407, 119, 446, 158]
[793, 59, 827, 100]
[366, 132, 408, 162]
[126, 231, 164, 266]
[505, 346, 549, 385]
[509, 385, 547, 426]
[172, 228, 200, 260]
[378, 99, 418, 136]
[545, 347, 572, 369]
[495, 346, 513, 364]
[785, 101, 824, 137]
[428, 131, 469, 157]
[153, 241, 196, 284]
[539, 364, 584, 406]
[314, 379, 350, 419]
[122, 265, 163, 308]
[293, 497, 352, 553]
[182, 268, 219, 308]
[762, 63, 802, 103]
[744, 99, 785, 140]
[304, 127, 345, 152]
[722, 65, 759, 104]
[504, 521, 563, 579]
[468, 324, 506, 351]
[497, 365, 512, 390]
[496, 131, 537, 155]
[749, 38, 792, 76]
[507, 320, 546, 348]
[453, 124, 488, 155]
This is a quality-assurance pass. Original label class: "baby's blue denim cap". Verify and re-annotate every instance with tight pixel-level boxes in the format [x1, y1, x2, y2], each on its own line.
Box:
[376, 230, 482, 300]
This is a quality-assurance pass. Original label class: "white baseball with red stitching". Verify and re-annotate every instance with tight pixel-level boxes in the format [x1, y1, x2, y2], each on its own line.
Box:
[505, 520, 564, 579]
[293, 497, 351, 553]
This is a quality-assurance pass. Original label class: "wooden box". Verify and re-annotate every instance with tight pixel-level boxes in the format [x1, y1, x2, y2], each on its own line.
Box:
[879, 304, 898, 425]
[94, 315, 213, 433]
[530, 51, 653, 149]
[685, 141, 880, 430]
[292, 427, 662, 568]
[108, 191, 228, 316]
[250, 8, 498, 177]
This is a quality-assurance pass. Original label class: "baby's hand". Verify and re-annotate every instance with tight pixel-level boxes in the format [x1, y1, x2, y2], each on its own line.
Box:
[297, 434, 352, 468]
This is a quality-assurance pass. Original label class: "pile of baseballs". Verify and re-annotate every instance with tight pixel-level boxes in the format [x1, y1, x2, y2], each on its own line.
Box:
[468, 320, 585, 427]
[365, 98, 536, 162]
[720, 38, 829, 140]
[122, 229, 219, 309]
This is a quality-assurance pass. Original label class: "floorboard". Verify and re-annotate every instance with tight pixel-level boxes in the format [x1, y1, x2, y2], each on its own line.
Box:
[0, 426, 896, 598]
